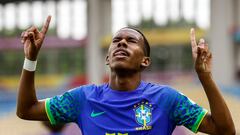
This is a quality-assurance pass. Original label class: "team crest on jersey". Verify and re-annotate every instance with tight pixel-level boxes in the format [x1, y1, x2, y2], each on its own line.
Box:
[133, 101, 152, 131]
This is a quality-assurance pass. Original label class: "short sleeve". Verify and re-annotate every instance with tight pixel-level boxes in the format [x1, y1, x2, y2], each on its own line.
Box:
[170, 92, 208, 133]
[45, 91, 80, 125]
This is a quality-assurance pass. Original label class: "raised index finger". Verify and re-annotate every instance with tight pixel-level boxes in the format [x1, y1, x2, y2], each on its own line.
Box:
[190, 28, 197, 48]
[41, 15, 51, 35]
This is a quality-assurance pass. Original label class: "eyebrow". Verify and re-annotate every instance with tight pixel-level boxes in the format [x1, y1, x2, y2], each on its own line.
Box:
[113, 35, 139, 41]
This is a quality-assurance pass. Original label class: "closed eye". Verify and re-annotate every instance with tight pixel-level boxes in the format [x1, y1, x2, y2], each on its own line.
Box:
[112, 37, 138, 43]
[128, 39, 137, 43]
[127, 37, 138, 43]
[112, 38, 121, 43]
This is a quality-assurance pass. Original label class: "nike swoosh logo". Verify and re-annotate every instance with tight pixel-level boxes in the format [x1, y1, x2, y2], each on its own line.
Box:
[91, 111, 105, 117]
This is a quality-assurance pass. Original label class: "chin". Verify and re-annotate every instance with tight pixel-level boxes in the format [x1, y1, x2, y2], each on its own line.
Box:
[110, 62, 129, 69]
[110, 62, 138, 72]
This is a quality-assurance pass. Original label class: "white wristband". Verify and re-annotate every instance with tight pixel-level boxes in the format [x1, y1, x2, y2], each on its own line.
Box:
[23, 58, 37, 71]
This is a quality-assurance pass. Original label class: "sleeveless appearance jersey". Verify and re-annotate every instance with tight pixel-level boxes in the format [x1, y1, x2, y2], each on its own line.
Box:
[45, 81, 207, 135]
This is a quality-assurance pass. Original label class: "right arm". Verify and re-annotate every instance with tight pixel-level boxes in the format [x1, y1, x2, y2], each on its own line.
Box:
[16, 16, 51, 121]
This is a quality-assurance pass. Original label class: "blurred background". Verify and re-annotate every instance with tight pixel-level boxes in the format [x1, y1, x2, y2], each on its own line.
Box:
[0, 0, 239, 134]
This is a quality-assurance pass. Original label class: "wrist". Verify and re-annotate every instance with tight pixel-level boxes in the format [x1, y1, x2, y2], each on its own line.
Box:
[23, 58, 37, 72]
[197, 72, 213, 81]
[26, 55, 37, 61]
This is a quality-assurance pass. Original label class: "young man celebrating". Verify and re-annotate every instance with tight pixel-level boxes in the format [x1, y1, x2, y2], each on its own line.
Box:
[17, 16, 235, 135]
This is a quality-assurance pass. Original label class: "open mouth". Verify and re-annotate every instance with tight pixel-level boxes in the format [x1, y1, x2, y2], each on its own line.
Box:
[113, 49, 129, 57]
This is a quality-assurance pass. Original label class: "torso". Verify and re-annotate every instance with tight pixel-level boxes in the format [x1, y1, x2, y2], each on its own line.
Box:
[76, 81, 177, 135]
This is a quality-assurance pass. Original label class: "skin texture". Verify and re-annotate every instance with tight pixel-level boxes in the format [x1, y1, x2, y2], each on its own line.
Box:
[106, 28, 150, 91]
[190, 29, 235, 134]
[17, 16, 235, 134]
[17, 16, 51, 121]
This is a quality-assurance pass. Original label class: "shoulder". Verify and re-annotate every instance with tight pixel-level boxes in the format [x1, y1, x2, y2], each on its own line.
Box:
[143, 81, 179, 96]
[142, 82, 182, 107]
[68, 83, 107, 98]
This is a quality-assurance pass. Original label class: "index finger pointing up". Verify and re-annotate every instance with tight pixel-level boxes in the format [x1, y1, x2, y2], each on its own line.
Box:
[190, 28, 197, 48]
[41, 15, 51, 35]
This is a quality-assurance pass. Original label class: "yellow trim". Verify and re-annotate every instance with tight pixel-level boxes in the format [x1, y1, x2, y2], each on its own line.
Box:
[45, 98, 56, 125]
[192, 108, 208, 133]
[105, 133, 116, 135]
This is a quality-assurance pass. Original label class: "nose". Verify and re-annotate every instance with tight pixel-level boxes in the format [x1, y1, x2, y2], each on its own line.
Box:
[117, 39, 127, 48]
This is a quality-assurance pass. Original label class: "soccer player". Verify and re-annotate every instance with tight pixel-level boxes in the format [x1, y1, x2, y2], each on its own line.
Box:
[17, 16, 235, 135]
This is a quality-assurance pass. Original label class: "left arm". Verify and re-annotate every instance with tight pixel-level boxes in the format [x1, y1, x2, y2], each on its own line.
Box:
[190, 28, 235, 135]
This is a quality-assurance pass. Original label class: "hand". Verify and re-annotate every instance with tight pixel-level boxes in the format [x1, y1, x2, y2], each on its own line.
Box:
[21, 16, 51, 61]
[190, 28, 212, 74]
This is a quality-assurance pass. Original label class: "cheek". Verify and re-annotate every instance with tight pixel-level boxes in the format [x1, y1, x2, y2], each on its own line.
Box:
[132, 46, 145, 57]
[107, 46, 114, 56]
[130, 49, 144, 64]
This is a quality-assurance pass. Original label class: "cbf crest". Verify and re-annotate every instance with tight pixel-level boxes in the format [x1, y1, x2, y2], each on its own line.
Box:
[133, 101, 152, 131]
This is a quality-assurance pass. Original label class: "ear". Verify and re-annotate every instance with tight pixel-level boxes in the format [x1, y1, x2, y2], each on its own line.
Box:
[140, 57, 151, 69]
[105, 55, 110, 65]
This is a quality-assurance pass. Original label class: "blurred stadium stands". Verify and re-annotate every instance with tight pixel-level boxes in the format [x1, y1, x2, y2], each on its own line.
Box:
[0, 0, 239, 135]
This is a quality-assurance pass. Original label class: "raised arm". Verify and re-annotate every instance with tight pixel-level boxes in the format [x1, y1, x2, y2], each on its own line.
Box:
[190, 28, 235, 134]
[17, 16, 51, 121]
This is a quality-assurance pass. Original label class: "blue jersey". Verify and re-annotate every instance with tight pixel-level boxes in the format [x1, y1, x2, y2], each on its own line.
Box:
[45, 81, 207, 135]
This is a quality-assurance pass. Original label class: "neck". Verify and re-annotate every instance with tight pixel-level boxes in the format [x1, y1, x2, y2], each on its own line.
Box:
[109, 69, 141, 91]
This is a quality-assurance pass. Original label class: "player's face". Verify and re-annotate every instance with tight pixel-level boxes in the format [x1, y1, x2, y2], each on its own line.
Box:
[106, 28, 149, 71]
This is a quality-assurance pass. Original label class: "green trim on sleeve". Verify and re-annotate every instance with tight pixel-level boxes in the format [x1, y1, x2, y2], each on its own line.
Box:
[191, 108, 208, 133]
[45, 98, 56, 125]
